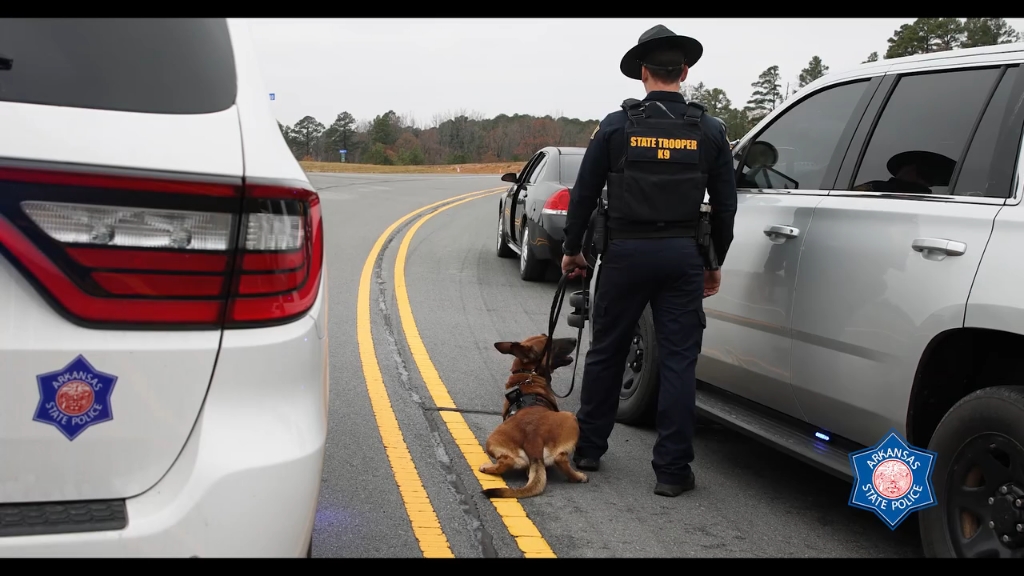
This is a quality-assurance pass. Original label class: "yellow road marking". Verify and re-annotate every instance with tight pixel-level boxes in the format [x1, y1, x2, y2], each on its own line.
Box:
[357, 187, 505, 558]
[393, 192, 558, 558]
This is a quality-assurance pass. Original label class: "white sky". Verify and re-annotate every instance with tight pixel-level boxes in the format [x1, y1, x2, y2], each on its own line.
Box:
[248, 18, 1024, 128]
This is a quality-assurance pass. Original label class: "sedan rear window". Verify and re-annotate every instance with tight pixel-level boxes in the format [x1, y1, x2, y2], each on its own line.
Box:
[0, 18, 237, 114]
[559, 154, 584, 186]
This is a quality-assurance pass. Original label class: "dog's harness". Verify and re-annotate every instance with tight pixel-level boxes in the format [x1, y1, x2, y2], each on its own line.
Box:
[502, 273, 586, 422]
[502, 370, 559, 421]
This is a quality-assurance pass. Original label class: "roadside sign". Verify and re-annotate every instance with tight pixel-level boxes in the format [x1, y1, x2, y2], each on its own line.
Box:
[269, 93, 275, 101]
[339, 149, 347, 163]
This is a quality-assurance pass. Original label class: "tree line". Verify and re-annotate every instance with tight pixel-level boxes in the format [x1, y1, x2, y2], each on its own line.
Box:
[684, 18, 1020, 141]
[278, 18, 1019, 165]
[278, 110, 600, 165]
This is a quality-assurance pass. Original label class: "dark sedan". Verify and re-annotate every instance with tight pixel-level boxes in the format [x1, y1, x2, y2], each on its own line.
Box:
[495, 146, 586, 281]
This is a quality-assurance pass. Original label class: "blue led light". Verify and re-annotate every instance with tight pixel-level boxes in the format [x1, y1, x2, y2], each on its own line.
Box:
[815, 431, 830, 441]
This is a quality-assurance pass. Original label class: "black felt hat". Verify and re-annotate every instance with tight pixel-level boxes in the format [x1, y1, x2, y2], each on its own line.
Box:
[620, 24, 703, 80]
[886, 150, 957, 187]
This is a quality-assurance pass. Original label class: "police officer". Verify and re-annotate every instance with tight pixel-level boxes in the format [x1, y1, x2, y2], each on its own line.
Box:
[560, 24, 737, 497]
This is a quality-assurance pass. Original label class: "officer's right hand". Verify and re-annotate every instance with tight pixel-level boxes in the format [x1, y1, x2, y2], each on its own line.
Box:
[703, 269, 721, 298]
[562, 253, 588, 279]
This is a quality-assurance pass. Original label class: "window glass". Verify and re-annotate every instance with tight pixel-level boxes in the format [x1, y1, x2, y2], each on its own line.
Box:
[953, 67, 1019, 197]
[737, 80, 870, 191]
[517, 154, 540, 181]
[559, 154, 584, 186]
[849, 67, 1002, 195]
[0, 18, 236, 114]
[528, 154, 548, 184]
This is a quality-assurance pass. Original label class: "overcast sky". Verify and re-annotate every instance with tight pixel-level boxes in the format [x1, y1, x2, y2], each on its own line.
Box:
[248, 18, 1024, 128]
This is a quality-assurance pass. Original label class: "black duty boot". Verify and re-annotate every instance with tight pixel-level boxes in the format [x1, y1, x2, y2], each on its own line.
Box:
[573, 454, 600, 471]
[654, 470, 695, 497]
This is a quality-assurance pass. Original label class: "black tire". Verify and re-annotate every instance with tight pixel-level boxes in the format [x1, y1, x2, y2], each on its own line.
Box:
[919, 385, 1024, 558]
[496, 205, 514, 258]
[519, 223, 546, 281]
[616, 305, 659, 425]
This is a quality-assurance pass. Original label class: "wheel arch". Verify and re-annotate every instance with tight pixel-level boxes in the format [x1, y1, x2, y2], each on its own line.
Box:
[907, 326, 1024, 449]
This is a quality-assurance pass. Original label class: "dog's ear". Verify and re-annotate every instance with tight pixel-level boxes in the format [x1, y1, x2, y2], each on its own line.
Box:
[494, 341, 539, 362]
[494, 341, 519, 355]
[553, 338, 577, 356]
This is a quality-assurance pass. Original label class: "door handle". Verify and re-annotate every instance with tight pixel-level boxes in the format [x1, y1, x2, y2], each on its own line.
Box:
[912, 237, 966, 257]
[763, 224, 799, 239]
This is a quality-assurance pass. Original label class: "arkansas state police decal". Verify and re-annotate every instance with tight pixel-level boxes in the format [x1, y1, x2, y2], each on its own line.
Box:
[33, 355, 117, 441]
[848, 428, 937, 529]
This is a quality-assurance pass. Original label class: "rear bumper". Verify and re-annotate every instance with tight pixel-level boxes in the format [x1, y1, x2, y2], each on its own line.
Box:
[0, 313, 330, 557]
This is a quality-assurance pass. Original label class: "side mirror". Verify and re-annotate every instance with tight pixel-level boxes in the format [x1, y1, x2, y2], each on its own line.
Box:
[743, 141, 779, 169]
[501, 172, 518, 183]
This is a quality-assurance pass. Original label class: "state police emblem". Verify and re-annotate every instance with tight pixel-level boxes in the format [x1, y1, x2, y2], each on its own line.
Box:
[33, 355, 118, 441]
[848, 428, 937, 529]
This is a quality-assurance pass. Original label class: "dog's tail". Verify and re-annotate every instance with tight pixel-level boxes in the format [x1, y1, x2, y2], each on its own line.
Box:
[482, 459, 547, 499]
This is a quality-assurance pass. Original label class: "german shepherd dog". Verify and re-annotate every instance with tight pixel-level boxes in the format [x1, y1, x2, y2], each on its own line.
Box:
[479, 335, 589, 498]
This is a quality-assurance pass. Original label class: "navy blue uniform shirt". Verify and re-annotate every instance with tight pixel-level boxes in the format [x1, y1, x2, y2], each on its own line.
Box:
[562, 90, 737, 265]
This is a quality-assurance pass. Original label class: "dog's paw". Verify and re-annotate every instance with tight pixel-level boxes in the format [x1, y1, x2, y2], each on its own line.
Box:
[576, 473, 589, 483]
[478, 464, 491, 474]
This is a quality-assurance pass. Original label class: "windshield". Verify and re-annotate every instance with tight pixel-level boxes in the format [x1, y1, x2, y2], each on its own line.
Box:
[559, 154, 584, 186]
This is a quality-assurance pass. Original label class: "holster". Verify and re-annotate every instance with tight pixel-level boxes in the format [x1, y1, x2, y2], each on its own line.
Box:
[696, 203, 719, 271]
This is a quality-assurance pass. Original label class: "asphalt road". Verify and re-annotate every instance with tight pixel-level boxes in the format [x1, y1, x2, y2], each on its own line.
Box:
[310, 172, 925, 558]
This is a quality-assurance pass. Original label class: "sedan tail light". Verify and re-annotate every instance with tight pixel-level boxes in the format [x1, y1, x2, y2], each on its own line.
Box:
[0, 164, 323, 329]
[542, 187, 570, 215]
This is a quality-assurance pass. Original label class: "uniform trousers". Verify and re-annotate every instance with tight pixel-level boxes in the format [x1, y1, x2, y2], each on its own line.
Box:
[574, 236, 706, 485]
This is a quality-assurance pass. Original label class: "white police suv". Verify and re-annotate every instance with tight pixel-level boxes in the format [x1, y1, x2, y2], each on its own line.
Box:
[0, 18, 328, 557]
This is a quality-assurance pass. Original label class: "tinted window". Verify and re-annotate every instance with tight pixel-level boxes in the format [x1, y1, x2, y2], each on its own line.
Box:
[848, 67, 1002, 195]
[559, 154, 584, 186]
[0, 18, 237, 114]
[517, 154, 541, 181]
[738, 80, 870, 191]
[952, 67, 1019, 197]
[528, 154, 548, 184]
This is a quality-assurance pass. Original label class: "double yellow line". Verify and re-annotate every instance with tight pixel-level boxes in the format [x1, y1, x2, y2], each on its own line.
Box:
[356, 187, 556, 558]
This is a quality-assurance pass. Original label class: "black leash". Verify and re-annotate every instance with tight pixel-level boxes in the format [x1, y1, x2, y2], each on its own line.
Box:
[540, 271, 586, 399]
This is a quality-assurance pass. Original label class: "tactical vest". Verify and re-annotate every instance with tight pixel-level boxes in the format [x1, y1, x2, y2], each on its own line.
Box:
[605, 98, 707, 234]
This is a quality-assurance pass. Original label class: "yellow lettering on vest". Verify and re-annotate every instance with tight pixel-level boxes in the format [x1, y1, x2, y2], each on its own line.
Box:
[657, 149, 670, 159]
[630, 136, 637, 147]
[681, 139, 697, 150]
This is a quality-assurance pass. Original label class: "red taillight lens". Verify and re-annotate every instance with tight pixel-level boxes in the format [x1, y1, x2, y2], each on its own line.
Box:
[224, 182, 323, 327]
[542, 187, 570, 215]
[0, 165, 323, 329]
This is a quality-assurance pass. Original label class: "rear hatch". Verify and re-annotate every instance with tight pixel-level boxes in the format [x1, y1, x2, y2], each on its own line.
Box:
[0, 18, 311, 504]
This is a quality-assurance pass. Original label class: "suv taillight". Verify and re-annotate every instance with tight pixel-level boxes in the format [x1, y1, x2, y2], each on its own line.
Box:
[0, 165, 323, 329]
